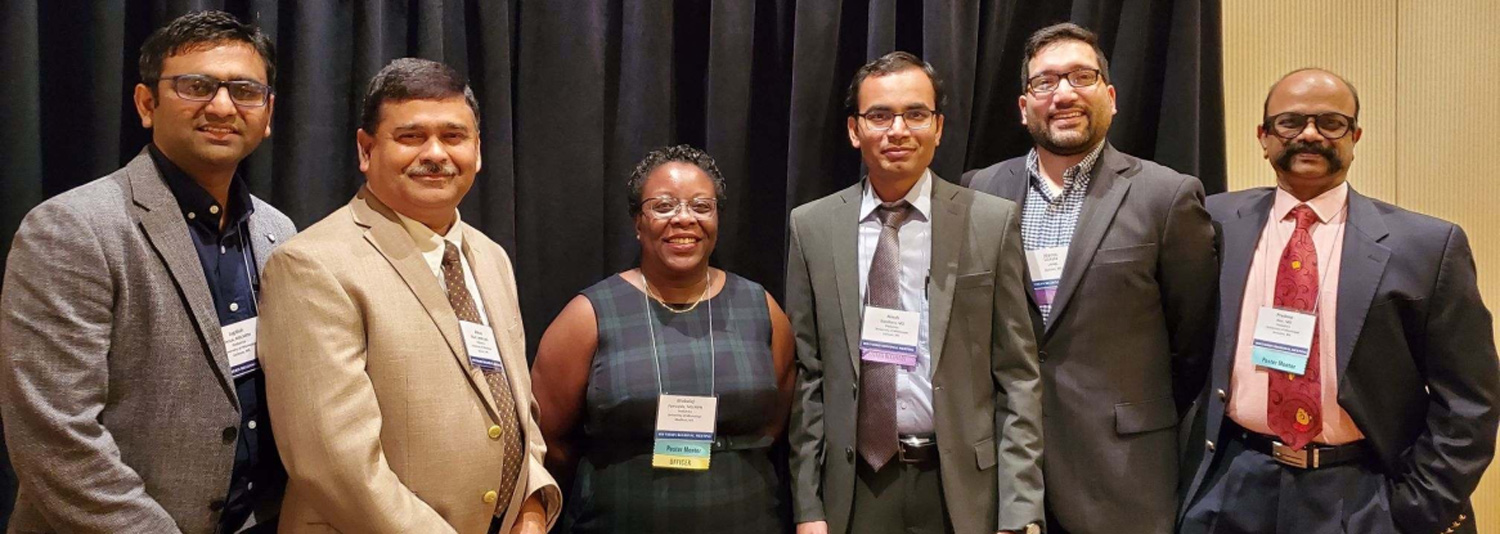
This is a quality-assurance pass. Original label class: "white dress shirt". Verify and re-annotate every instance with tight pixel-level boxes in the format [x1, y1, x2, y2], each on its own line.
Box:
[857, 170, 934, 435]
[396, 211, 490, 327]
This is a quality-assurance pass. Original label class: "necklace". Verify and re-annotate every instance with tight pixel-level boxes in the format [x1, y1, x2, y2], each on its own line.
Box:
[642, 270, 712, 314]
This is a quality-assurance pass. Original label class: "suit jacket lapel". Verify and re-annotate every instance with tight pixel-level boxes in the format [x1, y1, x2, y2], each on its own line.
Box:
[463, 232, 519, 422]
[127, 151, 239, 409]
[992, 164, 1039, 313]
[1217, 190, 1276, 384]
[352, 188, 498, 416]
[1334, 188, 1390, 379]
[926, 178, 966, 373]
[831, 184, 865, 376]
[1046, 146, 1132, 334]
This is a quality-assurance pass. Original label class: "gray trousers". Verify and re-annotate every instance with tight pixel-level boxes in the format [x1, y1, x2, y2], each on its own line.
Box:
[1180, 432, 1400, 534]
[848, 458, 952, 534]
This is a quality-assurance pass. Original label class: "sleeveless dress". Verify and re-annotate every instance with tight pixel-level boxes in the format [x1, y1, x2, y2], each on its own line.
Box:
[561, 272, 789, 533]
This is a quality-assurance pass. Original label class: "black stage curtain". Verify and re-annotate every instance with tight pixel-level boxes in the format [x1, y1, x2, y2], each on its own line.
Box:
[0, 1, 1221, 523]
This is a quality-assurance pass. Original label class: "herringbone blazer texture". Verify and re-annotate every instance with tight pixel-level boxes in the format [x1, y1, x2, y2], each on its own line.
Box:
[0, 150, 295, 534]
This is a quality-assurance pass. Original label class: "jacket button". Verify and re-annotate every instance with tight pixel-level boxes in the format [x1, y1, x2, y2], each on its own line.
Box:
[208, 499, 225, 512]
[1038, 350, 1048, 362]
[483, 490, 498, 504]
[846, 447, 855, 462]
[1206, 440, 1216, 453]
[222, 427, 238, 444]
[488, 425, 503, 440]
[1216, 389, 1227, 401]
[852, 384, 858, 398]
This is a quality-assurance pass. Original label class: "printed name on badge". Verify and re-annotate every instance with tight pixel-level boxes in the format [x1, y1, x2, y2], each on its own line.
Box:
[1025, 246, 1067, 307]
[860, 306, 920, 367]
[224, 317, 259, 378]
[652, 394, 717, 470]
[1250, 307, 1316, 375]
[459, 320, 504, 371]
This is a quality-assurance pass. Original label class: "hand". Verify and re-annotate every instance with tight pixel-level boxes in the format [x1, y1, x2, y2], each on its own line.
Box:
[509, 518, 546, 534]
[797, 520, 829, 534]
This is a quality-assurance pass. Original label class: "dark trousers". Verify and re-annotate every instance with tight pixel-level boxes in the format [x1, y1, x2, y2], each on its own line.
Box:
[1180, 430, 1400, 534]
[848, 457, 952, 534]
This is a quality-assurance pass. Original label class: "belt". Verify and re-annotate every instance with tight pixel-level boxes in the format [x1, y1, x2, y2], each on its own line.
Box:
[897, 434, 938, 464]
[1228, 423, 1371, 470]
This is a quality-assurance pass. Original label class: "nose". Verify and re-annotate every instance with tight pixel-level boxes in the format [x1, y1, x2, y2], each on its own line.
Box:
[1292, 117, 1325, 143]
[668, 203, 697, 225]
[419, 135, 451, 162]
[885, 115, 912, 139]
[204, 86, 237, 116]
[1051, 82, 1080, 106]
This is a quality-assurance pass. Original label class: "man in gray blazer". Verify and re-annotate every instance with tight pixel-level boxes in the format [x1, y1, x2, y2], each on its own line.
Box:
[0, 11, 295, 533]
[787, 51, 1043, 534]
[961, 23, 1217, 534]
[1180, 68, 1498, 534]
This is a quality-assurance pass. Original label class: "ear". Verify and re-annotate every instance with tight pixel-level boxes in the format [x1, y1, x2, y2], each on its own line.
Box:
[474, 136, 483, 174]
[133, 84, 157, 129]
[1350, 126, 1362, 144]
[1256, 124, 1271, 158]
[1106, 84, 1118, 115]
[356, 129, 374, 173]
[1016, 95, 1028, 126]
[847, 116, 861, 148]
[263, 93, 276, 137]
[931, 113, 945, 147]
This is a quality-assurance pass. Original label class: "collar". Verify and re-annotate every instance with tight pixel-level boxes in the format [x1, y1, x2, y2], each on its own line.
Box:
[395, 209, 466, 257]
[1272, 182, 1349, 225]
[1025, 140, 1107, 193]
[147, 144, 254, 232]
[860, 169, 933, 222]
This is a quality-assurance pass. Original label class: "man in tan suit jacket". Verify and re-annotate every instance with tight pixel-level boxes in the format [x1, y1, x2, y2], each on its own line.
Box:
[257, 58, 558, 533]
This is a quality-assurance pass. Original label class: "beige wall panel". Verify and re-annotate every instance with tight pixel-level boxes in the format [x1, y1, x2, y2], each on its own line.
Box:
[1221, 0, 1396, 200]
[1396, 2, 1500, 530]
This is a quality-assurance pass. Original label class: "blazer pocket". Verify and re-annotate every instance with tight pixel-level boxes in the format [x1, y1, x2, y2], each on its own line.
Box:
[1093, 243, 1157, 265]
[956, 271, 995, 288]
[973, 436, 997, 470]
[1114, 396, 1178, 435]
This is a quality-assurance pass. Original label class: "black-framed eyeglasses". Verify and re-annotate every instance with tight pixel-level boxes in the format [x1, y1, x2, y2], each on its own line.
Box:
[158, 74, 272, 107]
[854, 108, 938, 131]
[1025, 68, 1103, 95]
[639, 196, 718, 220]
[1262, 112, 1356, 140]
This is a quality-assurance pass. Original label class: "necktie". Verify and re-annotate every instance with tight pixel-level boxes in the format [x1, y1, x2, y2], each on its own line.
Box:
[442, 242, 524, 513]
[858, 201, 913, 471]
[1266, 205, 1323, 449]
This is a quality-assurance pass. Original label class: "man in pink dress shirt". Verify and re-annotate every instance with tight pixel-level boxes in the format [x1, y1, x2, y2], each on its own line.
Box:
[1179, 68, 1499, 534]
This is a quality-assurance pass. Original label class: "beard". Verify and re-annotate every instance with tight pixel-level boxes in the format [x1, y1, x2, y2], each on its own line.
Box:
[1274, 141, 1344, 175]
[1027, 108, 1106, 156]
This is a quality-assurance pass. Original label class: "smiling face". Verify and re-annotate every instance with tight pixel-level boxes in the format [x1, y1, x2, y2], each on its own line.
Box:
[133, 42, 274, 177]
[357, 97, 481, 230]
[1018, 39, 1116, 156]
[1258, 70, 1362, 198]
[635, 162, 719, 276]
[847, 68, 944, 185]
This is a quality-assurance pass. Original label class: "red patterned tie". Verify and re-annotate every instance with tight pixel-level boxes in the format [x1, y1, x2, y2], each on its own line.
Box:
[1266, 205, 1322, 449]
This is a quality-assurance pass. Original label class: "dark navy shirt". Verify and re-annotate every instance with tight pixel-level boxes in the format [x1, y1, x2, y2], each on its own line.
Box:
[149, 146, 285, 530]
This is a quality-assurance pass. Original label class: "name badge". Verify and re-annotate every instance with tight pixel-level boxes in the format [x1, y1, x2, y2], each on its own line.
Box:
[1025, 246, 1068, 307]
[860, 306, 920, 367]
[652, 394, 717, 470]
[459, 320, 504, 371]
[224, 317, 259, 378]
[1250, 307, 1317, 375]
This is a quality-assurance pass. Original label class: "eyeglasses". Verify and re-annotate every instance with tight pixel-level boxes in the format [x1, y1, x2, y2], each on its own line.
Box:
[158, 74, 272, 107]
[1025, 68, 1103, 95]
[854, 108, 937, 131]
[640, 196, 718, 220]
[1263, 112, 1356, 140]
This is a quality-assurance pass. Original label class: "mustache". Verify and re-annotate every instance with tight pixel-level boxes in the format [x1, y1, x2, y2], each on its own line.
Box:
[1275, 141, 1343, 174]
[404, 160, 459, 177]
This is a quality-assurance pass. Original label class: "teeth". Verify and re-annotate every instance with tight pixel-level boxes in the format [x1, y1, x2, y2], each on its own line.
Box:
[668, 238, 696, 244]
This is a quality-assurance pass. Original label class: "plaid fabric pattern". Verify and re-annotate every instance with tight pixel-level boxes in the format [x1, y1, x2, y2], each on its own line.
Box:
[1021, 142, 1106, 320]
[563, 272, 787, 533]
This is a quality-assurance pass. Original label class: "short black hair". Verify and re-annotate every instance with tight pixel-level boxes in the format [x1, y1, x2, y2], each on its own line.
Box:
[359, 58, 480, 134]
[139, 10, 276, 89]
[1020, 22, 1111, 91]
[626, 145, 728, 217]
[1262, 67, 1362, 122]
[844, 51, 947, 115]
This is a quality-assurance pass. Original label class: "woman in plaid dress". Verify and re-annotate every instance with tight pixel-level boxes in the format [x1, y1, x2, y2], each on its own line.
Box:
[531, 145, 797, 533]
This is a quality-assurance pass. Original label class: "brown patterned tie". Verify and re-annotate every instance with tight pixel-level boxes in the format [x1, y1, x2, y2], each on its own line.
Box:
[442, 241, 523, 514]
[858, 201, 912, 471]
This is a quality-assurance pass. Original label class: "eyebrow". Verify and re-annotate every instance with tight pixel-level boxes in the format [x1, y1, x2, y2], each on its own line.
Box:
[391, 122, 472, 132]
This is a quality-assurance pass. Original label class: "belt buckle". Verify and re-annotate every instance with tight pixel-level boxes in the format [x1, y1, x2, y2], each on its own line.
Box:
[1270, 441, 1319, 469]
[897, 436, 928, 463]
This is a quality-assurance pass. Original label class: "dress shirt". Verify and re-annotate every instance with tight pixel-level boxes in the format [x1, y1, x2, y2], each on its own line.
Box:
[149, 145, 285, 531]
[1227, 183, 1364, 445]
[395, 212, 491, 327]
[1021, 141, 1105, 320]
[857, 170, 933, 435]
